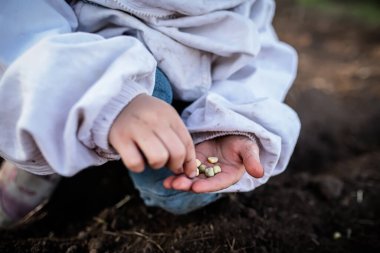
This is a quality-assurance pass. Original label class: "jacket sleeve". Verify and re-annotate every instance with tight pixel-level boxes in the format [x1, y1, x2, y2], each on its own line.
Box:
[0, 0, 157, 176]
[181, 0, 301, 192]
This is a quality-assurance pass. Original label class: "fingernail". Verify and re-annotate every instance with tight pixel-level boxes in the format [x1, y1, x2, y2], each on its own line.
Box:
[189, 170, 198, 178]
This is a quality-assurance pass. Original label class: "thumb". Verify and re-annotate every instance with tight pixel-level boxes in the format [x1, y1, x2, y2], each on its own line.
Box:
[240, 144, 264, 178]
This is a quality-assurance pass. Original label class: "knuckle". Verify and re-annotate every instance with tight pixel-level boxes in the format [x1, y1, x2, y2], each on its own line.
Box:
[113, 127, 131, 143]
[135, 111, 160, 125]
[126, 158, 144, 171]
[148, 152, 169, 168]
[171, 146, 186, 162]
[171, 167, 183, 174]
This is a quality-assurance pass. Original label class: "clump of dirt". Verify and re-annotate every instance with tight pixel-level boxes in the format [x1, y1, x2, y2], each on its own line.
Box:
[0, 0, 379, 252]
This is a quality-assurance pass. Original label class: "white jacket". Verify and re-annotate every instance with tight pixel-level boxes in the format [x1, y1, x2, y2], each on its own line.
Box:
[0, 0, 300, 193]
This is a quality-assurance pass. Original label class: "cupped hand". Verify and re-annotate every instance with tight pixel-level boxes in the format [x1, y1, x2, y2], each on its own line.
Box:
[109, 94, 197, 177]
[163, 135, 264, 193]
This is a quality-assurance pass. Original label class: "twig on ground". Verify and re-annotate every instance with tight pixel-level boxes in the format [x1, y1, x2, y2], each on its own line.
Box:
[227, 237, 236, 251]
[104, 230, 166, 253]
[15, 199, 49, 227]
[115, 195, 132, 209]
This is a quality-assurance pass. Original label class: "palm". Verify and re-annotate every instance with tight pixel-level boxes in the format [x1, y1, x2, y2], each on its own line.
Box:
[195, 138, 246, 184]
[163, 135, 262, 193]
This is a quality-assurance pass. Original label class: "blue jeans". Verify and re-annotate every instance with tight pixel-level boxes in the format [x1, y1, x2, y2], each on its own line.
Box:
[128, 69, 220, 215]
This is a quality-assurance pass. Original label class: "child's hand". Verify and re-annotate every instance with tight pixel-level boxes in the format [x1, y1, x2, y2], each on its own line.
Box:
[109, 94, 197, 177]
[163, 135, 264, 193]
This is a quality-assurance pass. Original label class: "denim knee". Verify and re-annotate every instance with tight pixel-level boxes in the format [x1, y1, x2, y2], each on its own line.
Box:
[129, 168, 221, 215]
[152, 68, 173, 104]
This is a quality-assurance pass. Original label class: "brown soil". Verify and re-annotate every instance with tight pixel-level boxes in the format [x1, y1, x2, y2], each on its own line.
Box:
[1, 0, 379, 252]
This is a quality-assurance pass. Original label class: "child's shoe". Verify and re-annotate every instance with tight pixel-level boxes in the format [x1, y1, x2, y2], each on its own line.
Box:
[0, 161, 60, 228]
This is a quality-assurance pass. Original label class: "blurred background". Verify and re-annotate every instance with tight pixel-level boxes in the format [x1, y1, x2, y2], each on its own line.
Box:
[275, 0, 380, 171]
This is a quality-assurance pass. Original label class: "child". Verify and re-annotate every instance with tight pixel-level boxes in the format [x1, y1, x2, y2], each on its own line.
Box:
[0, 0, 300, 227]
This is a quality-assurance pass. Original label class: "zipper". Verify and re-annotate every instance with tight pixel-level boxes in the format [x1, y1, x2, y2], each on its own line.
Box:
[82, 0, 177, 19]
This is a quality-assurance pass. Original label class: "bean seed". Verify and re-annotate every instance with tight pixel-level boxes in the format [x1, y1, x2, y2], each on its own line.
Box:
[205, 167, 215, 177]
[207, 157, 218, 164]
[196, 159, 202, 168]
[198, 164, 207, 173]
[195, 168, 200, 176]
[213, 165, 222, 174]
[195, 156, 221, 177]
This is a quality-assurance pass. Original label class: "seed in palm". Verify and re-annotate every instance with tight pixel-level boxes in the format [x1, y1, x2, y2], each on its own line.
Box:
[207, 157, 218, 164]
[205, 167, 215, 177]
[213, 165, 222, 174]
[198, 164, 207, 173]
[195, 159, 202, 167]
[195, 157, 222, 177]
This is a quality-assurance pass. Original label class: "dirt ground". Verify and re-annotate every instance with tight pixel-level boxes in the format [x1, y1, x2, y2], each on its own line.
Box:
[0, 0, 379, 252]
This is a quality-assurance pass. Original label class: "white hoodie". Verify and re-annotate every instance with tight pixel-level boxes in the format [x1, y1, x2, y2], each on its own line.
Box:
[0, 0, 300, 193]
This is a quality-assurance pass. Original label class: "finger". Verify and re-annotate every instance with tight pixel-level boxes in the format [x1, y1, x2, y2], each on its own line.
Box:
[154, 128, 186, 174]
[134, 129, 169, 169]
[171, 124, 197, 178]
[116, 140, 145, 173]
[163, 175, 176, 189]
[240, 144, 264, 178]
[170, 174, 194, 191]
[163, 175, 195, 191]
[191, 168, 244, 193]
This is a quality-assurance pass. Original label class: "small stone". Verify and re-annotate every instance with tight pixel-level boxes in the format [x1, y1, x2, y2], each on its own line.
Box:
[333, 231, 342, 240]
[245, 208, 258, 219]
[88, 237, 103, 252]
[356, 190, 364, 203]
[313, 175, 344, 199]
[77, 231, 86, 239]
[346, 228, 352, 239]
[195, 168, 200, 176]
[207, 157, 218, 164]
